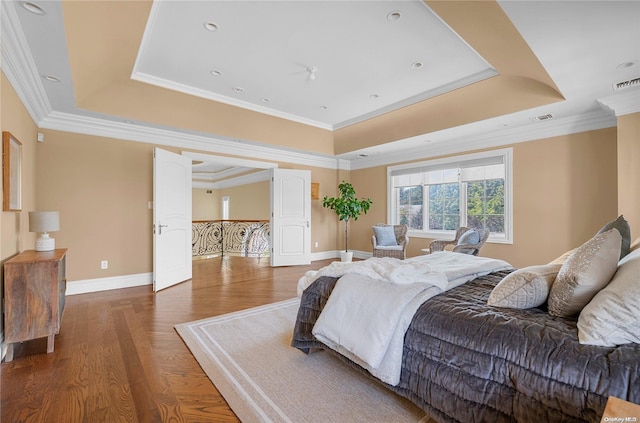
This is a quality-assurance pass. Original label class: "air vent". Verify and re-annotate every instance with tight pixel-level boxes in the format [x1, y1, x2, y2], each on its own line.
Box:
[613, 77, 640, 91]
[530, 113, 554, 122]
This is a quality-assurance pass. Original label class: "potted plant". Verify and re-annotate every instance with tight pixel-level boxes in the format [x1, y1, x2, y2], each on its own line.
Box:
[322, 181, 373, 262]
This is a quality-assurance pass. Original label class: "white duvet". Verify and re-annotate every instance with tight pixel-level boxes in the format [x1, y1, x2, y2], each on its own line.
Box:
[304, 252, 512, 386]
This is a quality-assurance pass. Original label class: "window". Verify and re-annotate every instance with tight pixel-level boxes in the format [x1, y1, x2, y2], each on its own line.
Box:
[222, 196, 229, 220]
[388, 148, 512, 243]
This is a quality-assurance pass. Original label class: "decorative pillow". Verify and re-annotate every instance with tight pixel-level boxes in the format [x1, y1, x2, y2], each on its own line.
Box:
[373, 226, 398, 247]
[548, 248, 576, 266]
[547, 229, 622, 317]
[488, 264, 562, 309]
[578, 249, 640, 346]
[597, 215, 631, 260]
[458, 229, 480, 245]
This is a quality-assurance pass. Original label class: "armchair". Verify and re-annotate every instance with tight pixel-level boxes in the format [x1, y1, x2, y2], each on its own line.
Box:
[429, 227, 489, 256]
[371, 224, 409, 259]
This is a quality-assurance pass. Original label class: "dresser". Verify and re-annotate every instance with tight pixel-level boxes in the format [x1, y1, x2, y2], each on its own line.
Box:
[3, 249, 67, 362]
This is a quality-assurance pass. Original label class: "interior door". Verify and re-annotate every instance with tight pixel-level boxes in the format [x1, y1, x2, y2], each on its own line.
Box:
[153, 148, 192, 291]
[270, 169, 311, 266]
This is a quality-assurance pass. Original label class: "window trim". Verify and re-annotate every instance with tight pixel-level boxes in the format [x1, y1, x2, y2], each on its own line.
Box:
[387, 148, 513, 244]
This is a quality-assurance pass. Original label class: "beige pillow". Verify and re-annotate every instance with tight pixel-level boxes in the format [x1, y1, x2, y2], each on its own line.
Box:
[578, 249, 640, 346]
[548, 229, 621, 317]
[548, 248, 576, 266]
[488, 264, 561, 309]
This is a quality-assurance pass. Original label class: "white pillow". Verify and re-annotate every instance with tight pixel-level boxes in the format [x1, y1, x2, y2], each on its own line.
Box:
[548, 229, 621, 317]
[488, 264, 561, 309]
[578, 249, 640, 346]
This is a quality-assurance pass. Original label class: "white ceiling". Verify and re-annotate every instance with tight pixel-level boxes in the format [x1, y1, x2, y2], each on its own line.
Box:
[3, 0, 640, 186]
[132, 0, 496, 130]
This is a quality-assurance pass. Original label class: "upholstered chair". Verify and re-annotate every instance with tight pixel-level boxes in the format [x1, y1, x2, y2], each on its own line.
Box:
[429, 227, 490, 256]
[371, 224, 409, 259]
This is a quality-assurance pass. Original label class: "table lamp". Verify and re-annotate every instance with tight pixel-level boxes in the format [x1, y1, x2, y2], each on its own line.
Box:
[29, 211, 60, 251]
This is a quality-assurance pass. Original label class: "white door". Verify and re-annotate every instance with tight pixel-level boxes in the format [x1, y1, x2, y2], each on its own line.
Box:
[153, 148, 193, 291]
[270, 169, 311, 266]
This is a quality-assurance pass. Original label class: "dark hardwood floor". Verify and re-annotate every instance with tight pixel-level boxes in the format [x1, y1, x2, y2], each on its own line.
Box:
[1, 256, 335, 422]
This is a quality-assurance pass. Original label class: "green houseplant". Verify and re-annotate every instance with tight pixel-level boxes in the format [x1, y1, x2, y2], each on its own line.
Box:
[322, 181, 373, 262]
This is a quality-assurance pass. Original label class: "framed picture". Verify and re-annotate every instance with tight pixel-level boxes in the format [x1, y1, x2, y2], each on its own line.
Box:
[3, 131, 22, 211]
[311, 182, 320, 200]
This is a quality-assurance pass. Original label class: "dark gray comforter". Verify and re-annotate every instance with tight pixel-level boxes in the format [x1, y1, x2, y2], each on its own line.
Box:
[291, 271, 640, 422]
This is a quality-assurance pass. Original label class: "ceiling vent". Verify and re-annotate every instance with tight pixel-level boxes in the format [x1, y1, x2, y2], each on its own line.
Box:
[613, 77, 640, 91]
[530, 113, 554, 122]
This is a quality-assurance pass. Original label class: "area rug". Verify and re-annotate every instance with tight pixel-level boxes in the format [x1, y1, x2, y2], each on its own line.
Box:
[175, 298, 431, 423]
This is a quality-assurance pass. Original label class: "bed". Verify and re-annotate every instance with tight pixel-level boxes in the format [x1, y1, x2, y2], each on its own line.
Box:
[291, 230, 640, 422]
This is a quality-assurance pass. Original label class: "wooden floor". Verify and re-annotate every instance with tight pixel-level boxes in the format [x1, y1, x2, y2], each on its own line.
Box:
[1, 256, 335, 422]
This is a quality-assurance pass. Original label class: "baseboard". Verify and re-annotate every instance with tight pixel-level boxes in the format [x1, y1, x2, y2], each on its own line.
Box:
[66, 272, 153, 296]
[311, 250, 372, 261]
[65, 251, 373, 296]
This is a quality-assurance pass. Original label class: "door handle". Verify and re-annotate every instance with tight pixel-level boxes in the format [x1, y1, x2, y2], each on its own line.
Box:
[158, 224, 168, 235]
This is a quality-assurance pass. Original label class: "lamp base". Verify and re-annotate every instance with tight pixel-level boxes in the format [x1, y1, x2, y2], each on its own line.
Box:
[35, 233, 55, 251]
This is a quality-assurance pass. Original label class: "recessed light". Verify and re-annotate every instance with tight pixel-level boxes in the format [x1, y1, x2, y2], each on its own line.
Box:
[411, 61, 424, 69]
[616, 61, 637, 70]
[232, 87, 244, 93]
[357, 153, 369, 158]
[370, 94, 379, 99]
[21, 1, 45, 15]
[124, 120, 135, 125]
[387, 11, 401, 21]
[210, 70, 222, 76]
[261, 98, 270, 103]
[43, 75, 60, 82]
[320, 106, 328, 110]
[204, 22, 219, 32]
[499, 123, 509, 128]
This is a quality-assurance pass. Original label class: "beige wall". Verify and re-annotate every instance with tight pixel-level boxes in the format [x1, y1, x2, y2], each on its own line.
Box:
[349, 128, 619, 268]
[193, 188, 219, 221]
[219, 181, 270, 221]
[2, 69, 634, 286]
[1, 73, 38, 260]
[617, 112, 640, 237]
[36, 130, 155, 281]
[33, 129, 338, 282]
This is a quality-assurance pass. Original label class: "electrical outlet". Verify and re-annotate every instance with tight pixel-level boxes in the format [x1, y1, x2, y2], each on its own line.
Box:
[101, 260, 108, 269]
[314, 242, 319, 248]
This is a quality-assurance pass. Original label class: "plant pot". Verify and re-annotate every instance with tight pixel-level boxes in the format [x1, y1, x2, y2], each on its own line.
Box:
[340, 251, 353, 262]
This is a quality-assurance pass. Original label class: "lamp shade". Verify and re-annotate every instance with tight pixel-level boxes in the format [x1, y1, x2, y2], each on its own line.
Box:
[29, 211, 60, 233]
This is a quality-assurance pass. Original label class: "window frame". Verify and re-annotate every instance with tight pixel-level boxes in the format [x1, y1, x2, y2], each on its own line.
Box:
[387, 148, 513, 244]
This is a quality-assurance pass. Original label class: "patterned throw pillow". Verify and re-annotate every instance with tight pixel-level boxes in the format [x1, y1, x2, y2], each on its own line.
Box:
[547, 229, 622, 317]
[596, 215, 631, 260]
[488, 264, 562, 309]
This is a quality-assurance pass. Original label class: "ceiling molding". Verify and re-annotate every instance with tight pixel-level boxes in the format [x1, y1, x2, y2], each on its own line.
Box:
[1, 0, 52, 123]
[332, 68, 498, 130]
[37, 111, 343, 170]
[192, 169, 272, 189]
[131, 71, 334, 130]
[597, 87, 640, 117]
[348, 110, 616, 170]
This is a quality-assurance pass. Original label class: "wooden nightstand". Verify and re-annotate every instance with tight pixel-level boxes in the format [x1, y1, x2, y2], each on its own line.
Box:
[3, 249, 67, 362]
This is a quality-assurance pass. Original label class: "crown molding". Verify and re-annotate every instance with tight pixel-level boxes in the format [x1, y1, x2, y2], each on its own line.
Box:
[131, 72, 334, 131]
[1, 1, 52, 122]
[37, 111, 342, 170]
[348, 110, 616, 170]
[597, 87, 640, 117]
